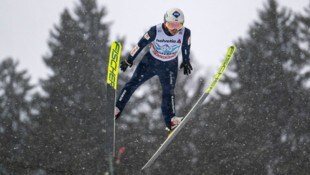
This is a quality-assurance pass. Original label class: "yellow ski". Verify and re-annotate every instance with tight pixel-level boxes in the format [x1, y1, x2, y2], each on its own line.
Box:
[104, 41, 122, 158]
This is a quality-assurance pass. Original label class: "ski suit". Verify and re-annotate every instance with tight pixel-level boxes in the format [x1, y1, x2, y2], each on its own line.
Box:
[116, 23, 191, 129]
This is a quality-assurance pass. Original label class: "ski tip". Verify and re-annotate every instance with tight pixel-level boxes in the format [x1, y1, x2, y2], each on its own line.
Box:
[112, 41, 121, 45]
[226, 45, 237, 57]
[229, 45, 237, 52]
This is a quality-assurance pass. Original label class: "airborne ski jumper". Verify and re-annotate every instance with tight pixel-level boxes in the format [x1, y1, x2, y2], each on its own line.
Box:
[114, 8, 192, 131]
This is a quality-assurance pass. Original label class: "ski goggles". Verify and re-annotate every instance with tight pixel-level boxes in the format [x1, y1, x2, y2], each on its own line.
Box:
[165, 21, 183, 30]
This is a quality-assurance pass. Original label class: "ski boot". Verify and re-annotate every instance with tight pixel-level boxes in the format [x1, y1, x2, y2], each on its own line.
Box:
[114, 107, 121, 120]
[165, 116, 183, 136]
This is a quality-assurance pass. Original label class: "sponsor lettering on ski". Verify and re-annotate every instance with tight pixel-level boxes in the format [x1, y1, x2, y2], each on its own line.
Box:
[108, 42, 121, 89]
[206, 46, 236, 93]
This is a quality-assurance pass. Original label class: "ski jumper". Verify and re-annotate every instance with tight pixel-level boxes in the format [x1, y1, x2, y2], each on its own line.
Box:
[116, 23, 191, 129]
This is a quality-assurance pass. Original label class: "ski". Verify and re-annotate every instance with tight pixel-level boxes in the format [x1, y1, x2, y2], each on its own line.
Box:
[104, 41, 122, 159]
[141, 45, 237, 170]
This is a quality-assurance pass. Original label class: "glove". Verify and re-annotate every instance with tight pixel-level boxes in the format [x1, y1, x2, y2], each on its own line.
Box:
[180, 61, 193, 75]
[120, 59, 133, 72]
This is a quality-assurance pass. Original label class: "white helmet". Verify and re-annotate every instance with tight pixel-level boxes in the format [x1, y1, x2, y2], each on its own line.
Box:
[164, 8, 184, 24]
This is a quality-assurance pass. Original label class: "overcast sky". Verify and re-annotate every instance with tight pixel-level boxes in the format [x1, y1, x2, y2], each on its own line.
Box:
[1, 0, 309, 84]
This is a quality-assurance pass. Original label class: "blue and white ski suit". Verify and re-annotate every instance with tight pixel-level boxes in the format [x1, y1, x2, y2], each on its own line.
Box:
[116, 23, 191, 129]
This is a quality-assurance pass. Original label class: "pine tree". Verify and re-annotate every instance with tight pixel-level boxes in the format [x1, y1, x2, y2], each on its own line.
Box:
[0, 58, 35, 174]
[298, 2, 310, 86]
[33, 0, 111, 174]
[192, 0, 309, 174]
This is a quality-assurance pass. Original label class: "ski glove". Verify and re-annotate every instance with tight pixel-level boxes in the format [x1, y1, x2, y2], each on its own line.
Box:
[180, 61, 193, 75]
[120, 59, 133, 72]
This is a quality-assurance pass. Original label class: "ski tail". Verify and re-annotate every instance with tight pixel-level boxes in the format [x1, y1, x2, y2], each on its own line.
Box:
[141, 45, 237, 170]
[104, 41, 122, 158]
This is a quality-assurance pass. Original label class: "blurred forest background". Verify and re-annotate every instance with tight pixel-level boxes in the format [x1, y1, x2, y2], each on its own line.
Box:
[0, 0, 309, 174]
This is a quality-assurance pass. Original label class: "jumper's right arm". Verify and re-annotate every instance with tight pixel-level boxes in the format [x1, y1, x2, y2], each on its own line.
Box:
[127, 26, 156, 63]
[120, 26, 156, 72]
